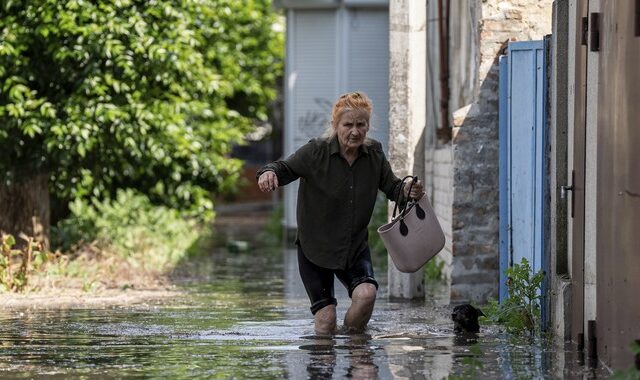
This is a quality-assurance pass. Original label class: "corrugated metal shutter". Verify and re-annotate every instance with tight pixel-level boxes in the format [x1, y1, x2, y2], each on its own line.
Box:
[285, 10, 337, 228]
[284, 7, 389, 229]
[346, 8, 389, 151]
[290, 10, 337, 146]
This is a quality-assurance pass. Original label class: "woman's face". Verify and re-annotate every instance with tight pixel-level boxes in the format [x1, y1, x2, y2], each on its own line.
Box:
[333, 109, 370, 151]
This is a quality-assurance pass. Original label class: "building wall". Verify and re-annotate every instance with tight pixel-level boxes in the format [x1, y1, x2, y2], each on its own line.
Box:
[425, 0, 480, 294]
[440, 0, 552, 304]
[387, 0, 427, 298]
[431, 147, 454, 279]
[583, 0, 600, 330]
[430, 0, 481, 283]
[448, 0, 481, 114]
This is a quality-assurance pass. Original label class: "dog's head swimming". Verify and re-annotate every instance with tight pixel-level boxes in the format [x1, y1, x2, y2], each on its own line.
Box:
[452, 304, 485, 334]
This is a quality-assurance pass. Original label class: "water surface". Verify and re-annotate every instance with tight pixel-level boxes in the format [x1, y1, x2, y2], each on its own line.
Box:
[0, 249, 610, 379]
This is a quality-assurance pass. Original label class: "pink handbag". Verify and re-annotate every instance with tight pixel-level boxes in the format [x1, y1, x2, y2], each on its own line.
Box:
[377, 176, 446, 273]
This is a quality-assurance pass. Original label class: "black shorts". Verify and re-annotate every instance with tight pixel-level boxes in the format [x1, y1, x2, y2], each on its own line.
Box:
[297, 245, 379, 315]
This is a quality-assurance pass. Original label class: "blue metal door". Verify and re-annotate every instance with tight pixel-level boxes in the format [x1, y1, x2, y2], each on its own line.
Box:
[499, 41, 547, 303]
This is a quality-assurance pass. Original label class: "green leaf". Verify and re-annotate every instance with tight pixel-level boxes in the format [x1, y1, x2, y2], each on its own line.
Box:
[4, 235, 16, 247]
[0, 0, 284, 217]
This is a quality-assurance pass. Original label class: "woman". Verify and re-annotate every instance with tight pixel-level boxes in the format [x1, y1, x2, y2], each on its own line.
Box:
[257, 91, 424, 334]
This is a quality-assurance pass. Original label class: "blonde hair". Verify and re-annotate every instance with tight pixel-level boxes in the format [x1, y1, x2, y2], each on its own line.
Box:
[322, 91, 374, 139]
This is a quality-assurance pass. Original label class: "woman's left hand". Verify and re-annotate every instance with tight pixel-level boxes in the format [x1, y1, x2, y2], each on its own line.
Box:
[404, 179, 425, 200]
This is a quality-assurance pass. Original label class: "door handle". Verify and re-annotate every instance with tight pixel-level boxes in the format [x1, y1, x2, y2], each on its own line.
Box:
[561, 185, 574, 200]
[563, 170, 576, 218]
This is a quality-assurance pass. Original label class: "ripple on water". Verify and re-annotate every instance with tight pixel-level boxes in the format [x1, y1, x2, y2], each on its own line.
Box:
[0, 250, 613, 379]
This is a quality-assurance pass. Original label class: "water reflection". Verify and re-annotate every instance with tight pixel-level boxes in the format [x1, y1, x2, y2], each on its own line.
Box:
[297, 334, 380, 379]
[300, 336, 338, 378]
[0, 248, 612, 379]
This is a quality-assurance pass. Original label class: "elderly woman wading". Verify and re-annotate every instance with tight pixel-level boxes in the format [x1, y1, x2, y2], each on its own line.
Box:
[257, 92, 424, 334]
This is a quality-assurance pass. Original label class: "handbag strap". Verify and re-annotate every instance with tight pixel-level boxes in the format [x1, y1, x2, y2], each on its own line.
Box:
[392, 175, 417, 219]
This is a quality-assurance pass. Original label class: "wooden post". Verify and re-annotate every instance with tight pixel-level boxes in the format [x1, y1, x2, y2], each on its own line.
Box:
[388, 0, 426, 299]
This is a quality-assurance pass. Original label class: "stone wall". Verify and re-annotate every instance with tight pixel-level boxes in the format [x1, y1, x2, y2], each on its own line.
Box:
[449, 0, 552, 304]
[387, 0, 427, 299]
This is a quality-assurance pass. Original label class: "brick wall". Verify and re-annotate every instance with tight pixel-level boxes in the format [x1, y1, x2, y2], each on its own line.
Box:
[431, 147, 454, 280]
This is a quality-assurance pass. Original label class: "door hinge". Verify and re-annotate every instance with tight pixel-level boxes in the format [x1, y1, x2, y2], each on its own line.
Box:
[636, 0, 640, 37]
[581, 17, 589, 46]
[590, 13, 601, 52]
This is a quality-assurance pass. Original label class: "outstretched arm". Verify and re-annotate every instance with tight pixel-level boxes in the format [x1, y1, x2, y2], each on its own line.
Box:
[255, 140, 314, 192]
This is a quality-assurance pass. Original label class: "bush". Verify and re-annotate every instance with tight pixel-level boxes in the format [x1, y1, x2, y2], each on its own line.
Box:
[52, 189, 200, 271]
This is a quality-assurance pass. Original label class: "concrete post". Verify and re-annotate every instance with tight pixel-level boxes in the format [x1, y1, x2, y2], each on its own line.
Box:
[387, 0, 426, 299]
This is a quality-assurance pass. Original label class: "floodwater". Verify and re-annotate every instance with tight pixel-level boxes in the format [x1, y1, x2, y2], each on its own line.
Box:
[0, 249, 611, 379]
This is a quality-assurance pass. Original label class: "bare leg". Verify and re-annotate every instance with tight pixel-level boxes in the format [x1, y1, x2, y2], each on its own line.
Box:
[314, 304, 337, 335]
[344, 283, 377, 332]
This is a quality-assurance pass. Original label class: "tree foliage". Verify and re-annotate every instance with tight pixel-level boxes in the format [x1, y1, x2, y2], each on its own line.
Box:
[0, 0, 284, 218]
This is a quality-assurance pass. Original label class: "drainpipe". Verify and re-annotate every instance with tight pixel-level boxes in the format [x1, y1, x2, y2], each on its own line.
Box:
[437, 0, 452, 143]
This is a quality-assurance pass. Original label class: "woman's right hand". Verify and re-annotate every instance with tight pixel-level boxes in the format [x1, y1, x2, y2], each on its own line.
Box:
[258, 171, 279, 193]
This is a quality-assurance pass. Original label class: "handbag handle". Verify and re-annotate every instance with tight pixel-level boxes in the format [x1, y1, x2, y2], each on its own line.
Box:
[401, 176, 426, 221]
[391, 175, 417, 219]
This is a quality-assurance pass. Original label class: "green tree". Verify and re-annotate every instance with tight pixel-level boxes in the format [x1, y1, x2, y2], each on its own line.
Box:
[0, 0, 284, 241]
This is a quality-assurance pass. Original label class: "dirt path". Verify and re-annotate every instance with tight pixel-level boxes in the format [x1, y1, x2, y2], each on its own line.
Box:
[0, 288, 181, 310]
[0, 201, 275, 310]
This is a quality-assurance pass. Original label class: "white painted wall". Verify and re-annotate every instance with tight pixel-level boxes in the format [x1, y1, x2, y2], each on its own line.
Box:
[387, 0, 427, 299]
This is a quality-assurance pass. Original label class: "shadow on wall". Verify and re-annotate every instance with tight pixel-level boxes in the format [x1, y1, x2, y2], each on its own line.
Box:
[446, 39, 509, 305]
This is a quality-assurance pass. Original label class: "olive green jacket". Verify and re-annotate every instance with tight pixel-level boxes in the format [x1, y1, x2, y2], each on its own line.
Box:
[257, 136, 404, 270]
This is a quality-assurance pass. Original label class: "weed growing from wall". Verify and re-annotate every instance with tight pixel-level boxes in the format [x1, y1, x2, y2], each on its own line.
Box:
[480, 258, 544, 335]
[425, 258, 445, 282]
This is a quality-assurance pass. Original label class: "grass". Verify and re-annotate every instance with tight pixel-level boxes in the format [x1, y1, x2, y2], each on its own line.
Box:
[1, 234, 52, 292]
[0, 189, 209, 294]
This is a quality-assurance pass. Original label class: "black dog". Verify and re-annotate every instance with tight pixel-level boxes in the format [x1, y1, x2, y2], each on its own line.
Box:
[452, 304, 485, 334]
